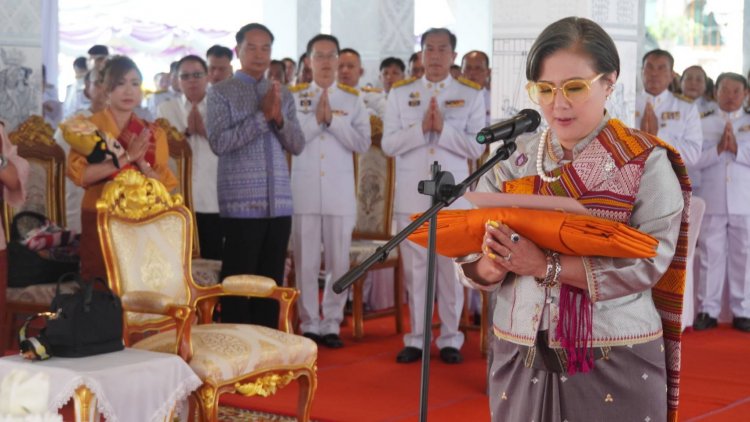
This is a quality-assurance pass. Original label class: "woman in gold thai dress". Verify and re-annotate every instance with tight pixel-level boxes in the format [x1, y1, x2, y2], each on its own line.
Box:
[66, 56, 176, 280]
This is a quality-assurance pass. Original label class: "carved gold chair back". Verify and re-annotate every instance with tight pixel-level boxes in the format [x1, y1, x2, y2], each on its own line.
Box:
[96, 170, 318, 422]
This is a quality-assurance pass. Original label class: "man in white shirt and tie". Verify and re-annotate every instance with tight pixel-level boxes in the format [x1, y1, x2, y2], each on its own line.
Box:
[383, 28, 486, 364]
[158, 55, 222, 259]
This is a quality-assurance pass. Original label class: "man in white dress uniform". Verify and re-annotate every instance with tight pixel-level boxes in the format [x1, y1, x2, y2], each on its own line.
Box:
[291, 34, 371, 348]
[337, 48, 386, 118]
[636, 49, 703, 183]
[383, 28, 485, 364]
[693, 72, 750, 332]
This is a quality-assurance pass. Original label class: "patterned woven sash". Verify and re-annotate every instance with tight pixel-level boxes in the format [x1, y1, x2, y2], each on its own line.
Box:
[503, 119, 690, 422]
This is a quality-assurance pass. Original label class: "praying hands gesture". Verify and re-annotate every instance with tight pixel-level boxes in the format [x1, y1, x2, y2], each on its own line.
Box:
[422, 97, 444, 135]
[316, 88, 333, 127]
[187, 104, 207, 138]
[129, 128, 151, 170]
[261, 80, 284, 126]
[640, 101, 659, 135]
[717, 121, 738, 155]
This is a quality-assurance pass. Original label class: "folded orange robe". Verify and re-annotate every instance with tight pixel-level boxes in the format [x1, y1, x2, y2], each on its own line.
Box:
[408, 207, 658, 258]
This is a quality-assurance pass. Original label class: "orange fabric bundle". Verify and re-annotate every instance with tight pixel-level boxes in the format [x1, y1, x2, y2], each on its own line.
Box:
[408, 207, 658, 258]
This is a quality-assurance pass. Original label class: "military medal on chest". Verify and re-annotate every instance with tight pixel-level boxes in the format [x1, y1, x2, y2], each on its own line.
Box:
[408, 91, 420, 107]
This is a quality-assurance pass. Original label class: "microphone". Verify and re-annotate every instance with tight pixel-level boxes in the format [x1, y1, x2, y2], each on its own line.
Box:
[475, 109, 541, 146]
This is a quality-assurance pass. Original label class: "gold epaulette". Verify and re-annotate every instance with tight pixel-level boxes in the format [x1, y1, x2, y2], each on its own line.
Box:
[337, 83, 359, 96]
[700, 109, 715, 118]
[289, 83, 310, 93]
[674, 93, 694, 103]
[361, 86, 383, 94]
[457, 77, 482, 90]
[391, 77, 417, 89]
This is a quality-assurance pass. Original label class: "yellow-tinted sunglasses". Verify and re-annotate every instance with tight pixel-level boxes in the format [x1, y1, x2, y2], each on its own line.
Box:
[526, 73, 604, 105]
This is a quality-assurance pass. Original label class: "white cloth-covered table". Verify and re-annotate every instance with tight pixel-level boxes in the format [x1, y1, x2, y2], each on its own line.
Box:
[0, 348, 201, 422]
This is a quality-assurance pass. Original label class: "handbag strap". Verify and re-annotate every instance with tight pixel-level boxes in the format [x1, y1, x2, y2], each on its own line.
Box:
[55, 272, 85, 298]
[18, 311, 59, 361]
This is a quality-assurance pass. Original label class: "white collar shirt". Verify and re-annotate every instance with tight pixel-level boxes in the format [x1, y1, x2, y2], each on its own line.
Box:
[157, 94, 219, 213]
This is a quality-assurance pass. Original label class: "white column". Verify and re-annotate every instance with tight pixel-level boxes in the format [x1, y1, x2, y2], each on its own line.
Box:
[42, 0, 58, 98]
[331, 0, 379, 85]
[451, 0, 492, 64]
[330, 0, 414, 87]
[297, 0, 322, 59]
[263, 0, 298, 60]
[491, 0, 643, 125]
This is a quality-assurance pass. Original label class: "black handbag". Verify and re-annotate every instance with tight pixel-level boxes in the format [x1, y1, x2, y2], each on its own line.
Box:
[7, 211, 79, 287]
[19, 273, 125, 360]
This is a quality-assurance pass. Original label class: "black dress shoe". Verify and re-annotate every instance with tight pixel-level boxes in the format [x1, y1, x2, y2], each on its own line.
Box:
[302, 332, 322, 343]
[732, 317, 750, 332]
[693, 312, 718, 330]
[439, 347, 463, 364]
[321, 333, 344, 349]
[396, 347, 422, 363]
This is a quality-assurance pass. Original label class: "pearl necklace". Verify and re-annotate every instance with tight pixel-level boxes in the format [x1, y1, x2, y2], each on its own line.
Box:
[536, 129, 561, 183]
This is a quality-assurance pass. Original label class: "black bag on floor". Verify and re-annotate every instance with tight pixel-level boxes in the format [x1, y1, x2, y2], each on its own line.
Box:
[19, 273, 124, 360]
[7, 211, 79, 287]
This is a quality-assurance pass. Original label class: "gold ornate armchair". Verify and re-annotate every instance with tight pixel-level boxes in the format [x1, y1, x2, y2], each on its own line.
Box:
[156, 118, 222, 321]
[0, 116, 78, 353]
[349, 115, 404, 339]
[96, 170, 317, 421]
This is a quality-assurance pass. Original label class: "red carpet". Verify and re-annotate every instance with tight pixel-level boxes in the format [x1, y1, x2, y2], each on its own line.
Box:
[222, 318, 750, 422]
[10, 314, 748, 421]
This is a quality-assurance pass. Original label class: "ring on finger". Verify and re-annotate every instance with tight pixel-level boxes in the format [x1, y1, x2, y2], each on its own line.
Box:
[510, 233, 521, 243]
[504, 252, 512, 261]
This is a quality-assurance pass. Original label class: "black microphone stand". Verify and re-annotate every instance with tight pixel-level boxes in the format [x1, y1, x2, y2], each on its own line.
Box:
[333, 140, 519, 422]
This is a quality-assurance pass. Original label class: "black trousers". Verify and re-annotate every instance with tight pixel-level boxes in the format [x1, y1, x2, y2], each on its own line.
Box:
[195, 212, 223, 260]
[219, 216, 291, 329]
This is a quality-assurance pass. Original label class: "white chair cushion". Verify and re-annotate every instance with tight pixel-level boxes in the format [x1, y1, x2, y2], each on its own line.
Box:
[350, 239, 398, 266]
[191, 258, 222, 287]
[7, 282, 79, 304]
[132, 324, 317, 383]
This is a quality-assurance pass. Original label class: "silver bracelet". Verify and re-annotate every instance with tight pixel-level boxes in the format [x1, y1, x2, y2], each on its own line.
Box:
[535, 250, 561, 288]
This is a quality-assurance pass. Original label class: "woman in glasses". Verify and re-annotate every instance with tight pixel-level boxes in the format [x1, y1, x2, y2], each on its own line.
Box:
[65, 55, 177, 281]
[456, 17, 689, 421]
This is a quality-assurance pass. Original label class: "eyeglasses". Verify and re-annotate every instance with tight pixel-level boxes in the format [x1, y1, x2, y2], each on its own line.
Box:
[526, 73, 604, 105]
[179, 71, 206, 81]
[311, 52, 338, 61]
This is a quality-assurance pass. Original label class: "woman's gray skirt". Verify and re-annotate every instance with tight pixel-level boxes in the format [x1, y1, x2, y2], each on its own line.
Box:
[489, 332, 667, 422]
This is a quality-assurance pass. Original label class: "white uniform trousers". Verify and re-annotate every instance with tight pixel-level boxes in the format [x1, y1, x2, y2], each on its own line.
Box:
[696, 214, 750, 318]
[397, 214, 465, 350]
[293, 214, 355, 335]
